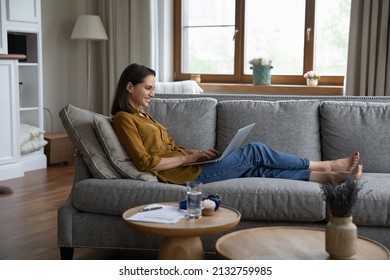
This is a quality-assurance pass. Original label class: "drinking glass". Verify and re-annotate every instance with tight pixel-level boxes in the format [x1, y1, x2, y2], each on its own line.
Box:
[186, 181, 203, 219]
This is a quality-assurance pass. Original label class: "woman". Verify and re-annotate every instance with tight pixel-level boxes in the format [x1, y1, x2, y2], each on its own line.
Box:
[111, 63, 363, 185]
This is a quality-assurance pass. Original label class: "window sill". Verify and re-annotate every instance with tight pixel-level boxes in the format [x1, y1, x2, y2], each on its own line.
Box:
[199, 83, 343, 96]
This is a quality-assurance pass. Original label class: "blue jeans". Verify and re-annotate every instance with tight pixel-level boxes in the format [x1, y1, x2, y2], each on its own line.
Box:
[195, 142, 311, 184]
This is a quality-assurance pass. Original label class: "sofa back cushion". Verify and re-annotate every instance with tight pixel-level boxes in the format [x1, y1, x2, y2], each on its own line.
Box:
[217, 100, 322, 160]
[60, 104, 121, 179]
[147, 98, 218, 150]
[93, 115, 158, 181]
[320, 101, 390, 172]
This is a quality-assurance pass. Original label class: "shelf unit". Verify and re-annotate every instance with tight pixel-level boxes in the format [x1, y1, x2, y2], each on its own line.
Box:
[0, 0, 45, 178]
[0, 56, 24, 180]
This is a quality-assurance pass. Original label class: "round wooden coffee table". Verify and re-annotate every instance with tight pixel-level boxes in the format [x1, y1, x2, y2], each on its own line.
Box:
[122, 202, 241, 260]
[216, 226, 390, 260]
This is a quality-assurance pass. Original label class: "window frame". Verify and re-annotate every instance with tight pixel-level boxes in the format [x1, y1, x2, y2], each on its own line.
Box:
[174, 0, 345, 86]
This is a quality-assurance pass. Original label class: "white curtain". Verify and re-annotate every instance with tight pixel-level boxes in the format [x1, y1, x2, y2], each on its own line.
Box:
[90, 0, 173, 115]
[129, 0, 173, 81]
[345, 0, 390, 96]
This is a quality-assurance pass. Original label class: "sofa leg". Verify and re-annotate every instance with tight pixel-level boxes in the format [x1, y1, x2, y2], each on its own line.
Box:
[60, 247, 74, 260]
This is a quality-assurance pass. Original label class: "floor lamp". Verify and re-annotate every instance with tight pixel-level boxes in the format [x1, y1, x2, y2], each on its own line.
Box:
[71, 15, 108, 110]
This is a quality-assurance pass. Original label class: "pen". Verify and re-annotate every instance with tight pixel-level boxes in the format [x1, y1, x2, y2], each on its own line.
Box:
[139, 206, 163, 212]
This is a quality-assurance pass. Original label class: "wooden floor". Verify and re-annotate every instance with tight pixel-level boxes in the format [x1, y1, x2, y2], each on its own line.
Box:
[0, 164, 156, 260]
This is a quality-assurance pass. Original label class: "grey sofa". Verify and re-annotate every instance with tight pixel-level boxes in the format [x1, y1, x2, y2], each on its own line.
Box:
[58, 93, 390, 259]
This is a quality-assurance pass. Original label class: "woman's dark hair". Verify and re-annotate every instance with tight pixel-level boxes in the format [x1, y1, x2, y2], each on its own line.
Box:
[110, 63, 156, 115]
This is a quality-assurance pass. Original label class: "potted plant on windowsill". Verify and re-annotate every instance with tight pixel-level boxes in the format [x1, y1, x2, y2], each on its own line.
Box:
[249, 57, 273, 85]
[303, 70, 320, 86]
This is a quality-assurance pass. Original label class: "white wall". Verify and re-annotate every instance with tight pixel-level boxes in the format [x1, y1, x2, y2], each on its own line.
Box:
[41, 0, 87, 132]
[41, 0, 173, 131]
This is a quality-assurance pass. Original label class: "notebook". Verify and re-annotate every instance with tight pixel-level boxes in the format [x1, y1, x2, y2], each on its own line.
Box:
[183, 123, 256, 165]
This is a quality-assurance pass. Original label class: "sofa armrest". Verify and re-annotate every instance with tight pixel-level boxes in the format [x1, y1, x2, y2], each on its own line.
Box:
[57, 197, 78, 247]
[73, 151, 93, 182]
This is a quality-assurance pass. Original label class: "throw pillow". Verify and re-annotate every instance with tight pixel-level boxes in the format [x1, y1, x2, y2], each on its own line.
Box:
[155, 80, 203, 94]
[93, 115, 158, 181]
[59, 105, 121, 179]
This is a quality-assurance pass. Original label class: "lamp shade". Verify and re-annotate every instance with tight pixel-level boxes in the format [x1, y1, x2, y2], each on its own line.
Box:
[71, 15, 108, 40]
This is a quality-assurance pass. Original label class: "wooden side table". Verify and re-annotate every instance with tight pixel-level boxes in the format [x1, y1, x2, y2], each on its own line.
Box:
[44, 132, 75, 165]
[216, 226, 390, 260]
[122, 202, 241, 260]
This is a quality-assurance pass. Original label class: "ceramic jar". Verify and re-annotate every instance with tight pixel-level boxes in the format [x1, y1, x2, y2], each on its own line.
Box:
[325, 215, 357, 259]
[306, 78, 318, 87]
[251, 65, 273, 85]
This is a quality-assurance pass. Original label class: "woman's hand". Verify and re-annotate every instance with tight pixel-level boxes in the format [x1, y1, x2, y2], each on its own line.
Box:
[151, 149, 219, 171]
[185, 149, 219, 163]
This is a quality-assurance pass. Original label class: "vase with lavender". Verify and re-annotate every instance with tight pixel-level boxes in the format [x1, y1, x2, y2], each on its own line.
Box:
[320, 176, 365, 259]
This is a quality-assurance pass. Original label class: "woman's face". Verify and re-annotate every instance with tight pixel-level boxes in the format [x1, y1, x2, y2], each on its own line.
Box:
[126, 75, 156, 110]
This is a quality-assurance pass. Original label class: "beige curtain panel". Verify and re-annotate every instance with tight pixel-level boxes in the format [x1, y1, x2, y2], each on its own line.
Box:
[345, 0, 390, 96]
[93, 0, 173, 115]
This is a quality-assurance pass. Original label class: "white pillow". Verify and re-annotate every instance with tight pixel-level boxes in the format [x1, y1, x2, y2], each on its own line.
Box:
[20, 123, 45, 146]
[155, 80, 204, 94]
[20, 135, 48, 154]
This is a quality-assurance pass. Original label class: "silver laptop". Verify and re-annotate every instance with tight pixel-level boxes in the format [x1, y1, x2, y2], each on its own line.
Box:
[183, 123, 256, 166]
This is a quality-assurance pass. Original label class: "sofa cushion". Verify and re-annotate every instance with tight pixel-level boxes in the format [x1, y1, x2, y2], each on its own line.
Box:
[351, 173, 390, 226]
[147, 98, 218, 150]
[72, 179, 187, 215]
[71, 176, 326, 222]
[93, 115, 158, 181]
[217, 100, 322, 160]
[60, 104, 120, 179]
[200, 178, 326, 222]
[320, 101, 390, 172]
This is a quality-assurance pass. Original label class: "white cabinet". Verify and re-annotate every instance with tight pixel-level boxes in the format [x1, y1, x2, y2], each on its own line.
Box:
[0, 0, 6, 53]
[6, 0, 39, 24]
[0, 0, 45, 178]
[0, 57, 23, 180]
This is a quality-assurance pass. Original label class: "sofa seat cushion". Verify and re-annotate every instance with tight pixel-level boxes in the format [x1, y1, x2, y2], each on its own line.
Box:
[217, 100, 322, 160]
[200, 178, 326, 222]
[72, 177, 326, 222]
[351, 173, 390, 226]
[147, 98, 218, 150]
[320, 101, 390, 172]
[72, 179, 187, 215]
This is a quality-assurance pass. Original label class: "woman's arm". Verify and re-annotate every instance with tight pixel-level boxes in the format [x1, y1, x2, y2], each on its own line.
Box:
[151, 149, 219, 171]
[113, 113, 162, 171]
[113, 112, 219, 172]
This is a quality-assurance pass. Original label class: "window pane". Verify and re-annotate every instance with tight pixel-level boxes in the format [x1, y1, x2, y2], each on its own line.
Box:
[314, 0, 351, 75]
[244, 0, 306, 75]
[182, 0, 235, 74]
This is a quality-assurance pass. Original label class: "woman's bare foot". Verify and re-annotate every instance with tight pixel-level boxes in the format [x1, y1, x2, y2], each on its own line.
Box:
[309, 152, 360, 172]
[309, 164, 363, 184]
[330, 152, 360, 172]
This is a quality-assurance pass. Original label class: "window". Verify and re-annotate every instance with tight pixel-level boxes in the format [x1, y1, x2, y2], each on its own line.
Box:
[174, 0, 351, 85]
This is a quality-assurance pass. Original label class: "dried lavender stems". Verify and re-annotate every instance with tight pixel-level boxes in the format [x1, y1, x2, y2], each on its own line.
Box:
[320, 177, 364, 217]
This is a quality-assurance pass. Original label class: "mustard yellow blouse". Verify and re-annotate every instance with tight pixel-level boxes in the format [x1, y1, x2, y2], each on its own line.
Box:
[112, 108, 204, 184]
